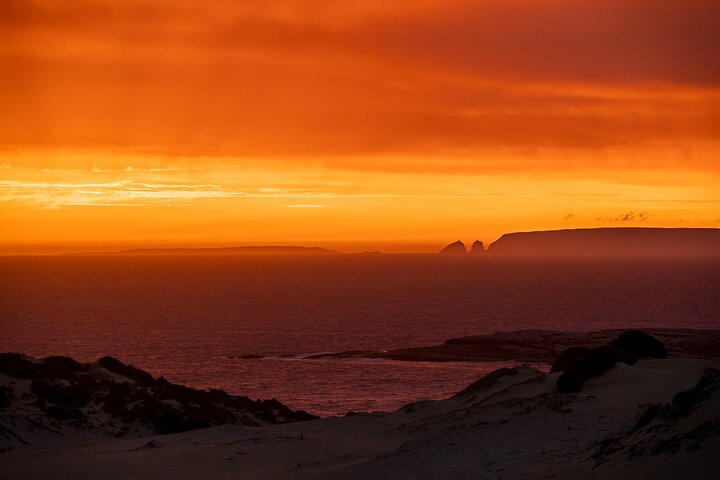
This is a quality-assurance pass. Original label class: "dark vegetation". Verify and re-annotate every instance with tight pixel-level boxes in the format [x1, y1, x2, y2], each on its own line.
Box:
[0, 353, 316, 434]
[550, 346, 590, 373]
[556, 330, 668, 393]
[610, 330, 668, 359]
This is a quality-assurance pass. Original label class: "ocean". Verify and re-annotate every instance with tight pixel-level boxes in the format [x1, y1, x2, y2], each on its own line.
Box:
[1, 255, 718, 415]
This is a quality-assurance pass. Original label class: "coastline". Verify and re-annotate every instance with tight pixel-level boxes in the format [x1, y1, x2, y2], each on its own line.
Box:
[308, 328, 720, 363]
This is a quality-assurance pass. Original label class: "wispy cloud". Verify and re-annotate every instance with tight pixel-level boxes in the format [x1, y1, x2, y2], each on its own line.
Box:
[0, 180, 244, 208]
[34, 165, 204, 173]
[282, 203, 326, 209]
[0, 180, 476, 208]
[597, 211, 653, 222]
[90, 165, 204, 173]
[251, 191, 470, 199]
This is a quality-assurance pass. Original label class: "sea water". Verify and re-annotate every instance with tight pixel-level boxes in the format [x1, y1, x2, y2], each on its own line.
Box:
[1, 255, 718, 415]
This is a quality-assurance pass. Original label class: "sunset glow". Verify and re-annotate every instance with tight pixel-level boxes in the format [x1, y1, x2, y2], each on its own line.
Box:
[2, 0, 719, 253]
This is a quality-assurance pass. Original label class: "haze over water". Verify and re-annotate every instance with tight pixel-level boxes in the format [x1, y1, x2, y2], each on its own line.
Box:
[1, 255, 719, 415]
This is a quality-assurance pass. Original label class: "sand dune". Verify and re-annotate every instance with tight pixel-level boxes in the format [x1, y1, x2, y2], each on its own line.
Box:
[2, 357, 718, 479]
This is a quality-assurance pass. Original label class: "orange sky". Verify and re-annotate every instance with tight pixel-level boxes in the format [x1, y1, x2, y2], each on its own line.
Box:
[1, 0, 719, 253]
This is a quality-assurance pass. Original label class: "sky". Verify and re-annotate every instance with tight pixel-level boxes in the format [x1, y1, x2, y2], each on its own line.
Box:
[1, 0, 719, 253]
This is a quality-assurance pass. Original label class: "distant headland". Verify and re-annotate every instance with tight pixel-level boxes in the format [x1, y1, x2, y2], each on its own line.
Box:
[55, 227, 720, 256]
[68, 246, 340, 256]
[440, 227, 720, 256]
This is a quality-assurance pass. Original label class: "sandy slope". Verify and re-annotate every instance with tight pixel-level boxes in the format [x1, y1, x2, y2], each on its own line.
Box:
[1, 359, 718, 480]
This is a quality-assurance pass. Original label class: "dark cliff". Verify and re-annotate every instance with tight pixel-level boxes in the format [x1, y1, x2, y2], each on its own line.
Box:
[487, 228, 720, 256]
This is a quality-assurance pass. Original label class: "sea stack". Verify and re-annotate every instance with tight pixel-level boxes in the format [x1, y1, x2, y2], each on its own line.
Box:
[470, 240, 485, 254]
[439, 240, 467, 254]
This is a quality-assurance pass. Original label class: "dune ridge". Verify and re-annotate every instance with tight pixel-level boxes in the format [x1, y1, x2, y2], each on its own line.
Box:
[2, 331, 719, 479]
[1, 355, 718, 479]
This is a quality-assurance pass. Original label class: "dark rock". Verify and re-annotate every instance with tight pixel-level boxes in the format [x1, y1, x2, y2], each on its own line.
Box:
[557, 346, 630, 393]
[610, 330, 667, 359]
[551, 346, 590, 373]
[439, 241, 467, 254]
[470, 240, 485, 254]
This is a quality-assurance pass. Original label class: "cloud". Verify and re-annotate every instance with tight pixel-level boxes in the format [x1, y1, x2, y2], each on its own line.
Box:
[604, 211, 653, 222]
[0, 0, 719, 164]
[0, 179, 477, 208]
[91, 165, 203, 172]
[4, 0, 719, 85]
[0, 180, 244, 207]
[282, 204, 326, 208]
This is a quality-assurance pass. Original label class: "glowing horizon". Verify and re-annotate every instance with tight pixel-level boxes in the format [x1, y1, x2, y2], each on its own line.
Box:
[1, 0, 719, 253]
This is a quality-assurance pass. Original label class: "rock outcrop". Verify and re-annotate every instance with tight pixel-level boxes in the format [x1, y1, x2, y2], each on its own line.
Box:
[470, 240, 485, 253]
[438, 240, 467, 254]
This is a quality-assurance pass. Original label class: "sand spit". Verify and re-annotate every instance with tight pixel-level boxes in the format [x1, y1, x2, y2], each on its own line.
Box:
[1, 357, 719, 479]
